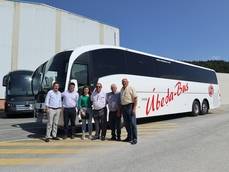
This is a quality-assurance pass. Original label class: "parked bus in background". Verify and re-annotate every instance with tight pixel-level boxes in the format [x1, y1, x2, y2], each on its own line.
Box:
[2, 70, 34, 117]
[32, 45, 221, 125]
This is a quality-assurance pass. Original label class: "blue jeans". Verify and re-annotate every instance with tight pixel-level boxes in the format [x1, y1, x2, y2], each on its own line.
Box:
[122, 104, 137, 141]
[81, 108, 93, 135]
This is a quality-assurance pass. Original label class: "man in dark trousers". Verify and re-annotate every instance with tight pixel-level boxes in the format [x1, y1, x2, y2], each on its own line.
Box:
[91, 83, 107, 141]
[107, 84, 121, 141]
[120, 78, 138, 145]
[62, 82, 79, 139]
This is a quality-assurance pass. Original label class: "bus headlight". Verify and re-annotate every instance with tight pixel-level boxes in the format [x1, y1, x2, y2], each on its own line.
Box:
[7, 103, 15, 108]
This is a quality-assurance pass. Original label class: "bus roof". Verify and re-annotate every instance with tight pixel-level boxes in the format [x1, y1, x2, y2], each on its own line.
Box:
[6, 70, 33, 76]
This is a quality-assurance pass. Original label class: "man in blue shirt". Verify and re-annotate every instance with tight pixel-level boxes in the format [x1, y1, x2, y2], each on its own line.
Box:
[107, 84, 121, 141]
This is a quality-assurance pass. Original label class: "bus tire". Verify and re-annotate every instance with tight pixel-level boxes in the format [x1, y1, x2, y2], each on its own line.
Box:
[201, 100, 209, 115]
[5, 112, 12, 118]
[192, 100, 200, 116]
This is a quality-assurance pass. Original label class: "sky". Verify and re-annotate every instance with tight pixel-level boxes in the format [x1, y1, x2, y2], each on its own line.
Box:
[24, 0, 229, 61]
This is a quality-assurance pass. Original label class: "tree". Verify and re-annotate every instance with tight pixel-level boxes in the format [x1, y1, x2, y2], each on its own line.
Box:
[184, 60, 229, 73]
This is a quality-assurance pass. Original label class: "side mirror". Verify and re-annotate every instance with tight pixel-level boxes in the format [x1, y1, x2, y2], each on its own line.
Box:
[70, 79, 78, 92]
[2, 75, 8, 87]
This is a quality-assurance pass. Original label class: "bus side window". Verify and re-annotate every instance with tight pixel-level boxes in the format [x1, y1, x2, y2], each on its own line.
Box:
[70, 63, 88, 91]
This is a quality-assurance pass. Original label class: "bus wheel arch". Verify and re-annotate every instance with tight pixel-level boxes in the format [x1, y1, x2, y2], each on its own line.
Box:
[201, 99, 209, 115]
[192, 99, 201, 116]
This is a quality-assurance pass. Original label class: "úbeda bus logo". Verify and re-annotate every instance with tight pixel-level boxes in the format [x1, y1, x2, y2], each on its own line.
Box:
[208, 84, 214, 97]
[145, 81, 189, 115]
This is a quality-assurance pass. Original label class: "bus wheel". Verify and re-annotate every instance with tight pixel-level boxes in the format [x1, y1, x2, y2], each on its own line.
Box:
[192, 100, 200, 116]
[201, 100, 209, 115]
[5, 113, 12, 118]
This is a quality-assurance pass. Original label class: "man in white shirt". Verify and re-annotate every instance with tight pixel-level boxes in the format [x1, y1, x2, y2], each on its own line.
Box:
[62, 82, 79, 139]
[91, 83, 107, 140]
[44, 82, 62, 142]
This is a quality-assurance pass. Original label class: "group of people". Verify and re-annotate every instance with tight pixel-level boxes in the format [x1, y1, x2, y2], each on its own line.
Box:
[44, 78, 138, 145]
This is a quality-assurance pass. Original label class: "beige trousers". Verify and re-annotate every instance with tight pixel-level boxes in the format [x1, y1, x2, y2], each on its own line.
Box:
[46, 108, 61, 138]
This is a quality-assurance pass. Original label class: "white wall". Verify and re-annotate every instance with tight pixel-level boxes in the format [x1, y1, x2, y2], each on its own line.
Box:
[0, 1, 13, 98]
[0, 0, 120, 99]
[104, 25, 119, 45]
[18, 3, 56, 70]
[61, 13, 100, 49]
[217, 73, 229, 105]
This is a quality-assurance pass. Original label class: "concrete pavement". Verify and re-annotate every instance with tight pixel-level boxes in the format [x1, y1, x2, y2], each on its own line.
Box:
[0, 105, 228, 172]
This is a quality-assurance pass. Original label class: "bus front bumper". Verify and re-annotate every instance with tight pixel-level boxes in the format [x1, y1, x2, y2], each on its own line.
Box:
[5, 103, 34, 114]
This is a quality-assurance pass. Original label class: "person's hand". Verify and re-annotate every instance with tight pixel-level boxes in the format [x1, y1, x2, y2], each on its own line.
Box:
[45, 108, 49, 113]
[116, 111, 121, 117]
[132, 107, 136, 114]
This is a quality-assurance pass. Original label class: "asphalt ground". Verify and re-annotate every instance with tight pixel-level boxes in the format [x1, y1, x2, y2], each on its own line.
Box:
[0, 105, 228, 172]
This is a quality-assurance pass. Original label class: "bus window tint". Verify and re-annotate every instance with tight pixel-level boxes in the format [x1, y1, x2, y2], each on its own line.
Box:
[180, 65, 218, 84]
[125, 52, 156, 77]
[77, 48, 217, 84]
[154, 59, 177, 79]
[91, 49, 126, 78]
[154, 59, 218, 84]
[32, 62, 46, 95]
[71, 63, 88, 89]
[42, 51, 72, 92]
[8, 72, 33, 96]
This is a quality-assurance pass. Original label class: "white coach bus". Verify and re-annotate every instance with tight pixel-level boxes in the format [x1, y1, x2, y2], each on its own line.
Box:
[32, 45, 220, 124]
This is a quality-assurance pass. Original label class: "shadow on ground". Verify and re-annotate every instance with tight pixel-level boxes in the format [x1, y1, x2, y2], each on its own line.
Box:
[137, 112, 192, 125]
[0, 111, 34, 119]
[6, 105, 226, 141]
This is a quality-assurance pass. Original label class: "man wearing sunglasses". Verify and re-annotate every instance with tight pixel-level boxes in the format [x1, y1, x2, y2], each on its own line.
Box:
[91, 83, 107, 140]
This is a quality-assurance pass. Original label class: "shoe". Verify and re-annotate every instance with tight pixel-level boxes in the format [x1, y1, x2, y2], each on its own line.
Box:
[81, 133, 85, 140]
[71, 135, 75, 139]
[130, 140, 137, 145]
[92, 136, 100, 140]
[44, 138, 50, 142]
[52, 137, 60, 140]
[111, 137, 116, 141]
[63, 135, 68, 140]
[101, 136, 105, 141]
[88, 135, 93, 140]
[117, 137, 121, 141]
[122, 137, 130, 142]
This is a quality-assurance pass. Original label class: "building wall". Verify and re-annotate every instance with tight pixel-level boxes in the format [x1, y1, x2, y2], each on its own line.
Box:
[0, 0, 120, 100]
[216, 73, 229, 105]
[0, 1, 13, 102]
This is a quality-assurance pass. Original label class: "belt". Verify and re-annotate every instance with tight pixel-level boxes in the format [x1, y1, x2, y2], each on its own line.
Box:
[122, 103, 133, 107]
[109, 110, 118, 112]
[64, 107, 75, 109]
[49, 107, 61, 110]
[94, 107, 105, 111]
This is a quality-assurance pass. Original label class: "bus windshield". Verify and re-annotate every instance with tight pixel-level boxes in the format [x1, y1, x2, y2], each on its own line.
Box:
[7, 72, 33, 96]
[41, 51, 73, 93]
